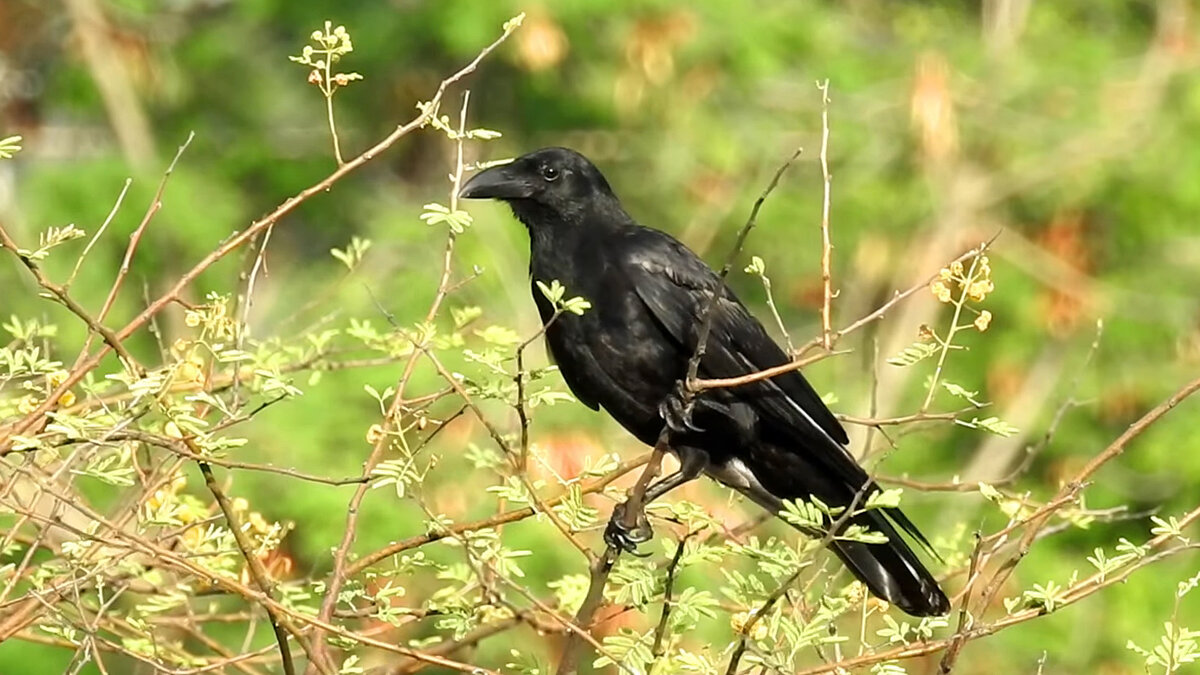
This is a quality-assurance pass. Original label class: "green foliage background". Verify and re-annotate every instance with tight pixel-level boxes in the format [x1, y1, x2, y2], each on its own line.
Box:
[1, 1, 1198, 673]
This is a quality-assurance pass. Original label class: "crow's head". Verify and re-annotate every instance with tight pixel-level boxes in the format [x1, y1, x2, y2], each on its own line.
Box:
[459, 147, 619, 225]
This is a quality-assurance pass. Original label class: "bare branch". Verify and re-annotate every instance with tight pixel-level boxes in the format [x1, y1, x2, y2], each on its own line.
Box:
[817, 79, 834, 350]
[66, 178, 132, 289]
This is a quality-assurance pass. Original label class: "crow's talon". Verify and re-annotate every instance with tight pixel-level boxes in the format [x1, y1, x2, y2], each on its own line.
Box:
[604, 502, 653, 555]
[658, 380, 702, 434]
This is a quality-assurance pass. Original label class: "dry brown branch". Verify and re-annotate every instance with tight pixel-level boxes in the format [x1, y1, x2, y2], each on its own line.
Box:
[97, 132, 195, 328]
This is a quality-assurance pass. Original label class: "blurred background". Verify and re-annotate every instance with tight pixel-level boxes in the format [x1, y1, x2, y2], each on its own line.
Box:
[2, 0, 1199, 672]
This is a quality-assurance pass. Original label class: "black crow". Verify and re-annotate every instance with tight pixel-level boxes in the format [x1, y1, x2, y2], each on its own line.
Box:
[459, 147, 950, 616]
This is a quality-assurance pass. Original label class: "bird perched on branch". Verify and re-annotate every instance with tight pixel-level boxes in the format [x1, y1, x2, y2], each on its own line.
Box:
[460, 147, 950, 617]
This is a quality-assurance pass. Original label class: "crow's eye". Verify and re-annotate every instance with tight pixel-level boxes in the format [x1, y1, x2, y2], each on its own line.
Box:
[541, 166, 560, 182]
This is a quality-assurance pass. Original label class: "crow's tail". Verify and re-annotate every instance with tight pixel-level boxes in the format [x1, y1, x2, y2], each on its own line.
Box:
[710, 451, 950, 617]
[826, 507, 950, 617]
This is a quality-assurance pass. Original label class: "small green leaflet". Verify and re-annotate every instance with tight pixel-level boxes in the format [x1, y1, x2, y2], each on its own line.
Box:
[886, 341, 939, 367]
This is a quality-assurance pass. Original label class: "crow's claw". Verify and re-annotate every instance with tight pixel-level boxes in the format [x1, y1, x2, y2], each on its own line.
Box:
[604, 502, 653, 555]
[658, 380, 702, 434]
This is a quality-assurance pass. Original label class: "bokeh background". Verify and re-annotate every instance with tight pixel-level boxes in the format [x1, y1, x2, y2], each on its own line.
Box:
[2, 0, 1199, 673]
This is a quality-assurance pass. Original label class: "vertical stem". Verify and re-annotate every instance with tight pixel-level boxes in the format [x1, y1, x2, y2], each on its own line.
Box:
[324, 62, 344, 165]
[817, 79, 834, 351]
[920, 253, 981, 412]
[195, 456, 300, 675]
[652, 531, 695, 657]
[556, 550, 617, 675]
[326, 96, 344, 166]
[761, 273, 794, 354]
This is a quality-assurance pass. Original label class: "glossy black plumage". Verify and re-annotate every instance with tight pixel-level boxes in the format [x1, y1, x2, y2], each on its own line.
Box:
[460, 147, 950, 617]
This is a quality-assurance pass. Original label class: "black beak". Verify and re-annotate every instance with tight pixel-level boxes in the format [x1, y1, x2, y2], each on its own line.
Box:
[459, 163, 533, 200]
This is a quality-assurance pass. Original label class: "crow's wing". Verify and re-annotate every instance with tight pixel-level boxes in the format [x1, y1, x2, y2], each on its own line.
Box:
[622, 229, 865, 479]
[623, 229, 941, 552]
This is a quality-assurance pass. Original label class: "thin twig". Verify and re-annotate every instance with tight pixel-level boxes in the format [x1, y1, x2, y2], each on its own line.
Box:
[938, 532, 984, 672]
[724, 565, 807, 675]
[107, 430, 368, 486]
[817, 79, 834, 350]
[97, 132, 194, 326]
[652, 530, 698, 658]
[837, 409, 970, 428]
[515, 308, 563, 473]
[323, 62, 344, 165]
[66, 178, 132, 288]
[233, 222, 275, 402]
[687, 146, 805, 390]
[757, 266, 795, 354]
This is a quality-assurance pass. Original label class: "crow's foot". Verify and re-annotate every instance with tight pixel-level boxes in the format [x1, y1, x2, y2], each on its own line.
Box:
[658, 380, 702, 434]
[604, 501, 653, 556]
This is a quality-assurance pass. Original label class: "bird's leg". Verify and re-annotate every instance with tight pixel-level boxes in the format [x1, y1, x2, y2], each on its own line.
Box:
[658, 379, 703, 434]
[604, 447, 708, 554]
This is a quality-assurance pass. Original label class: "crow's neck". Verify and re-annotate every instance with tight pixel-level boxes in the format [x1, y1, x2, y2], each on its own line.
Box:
[509, 196, 634, 254]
